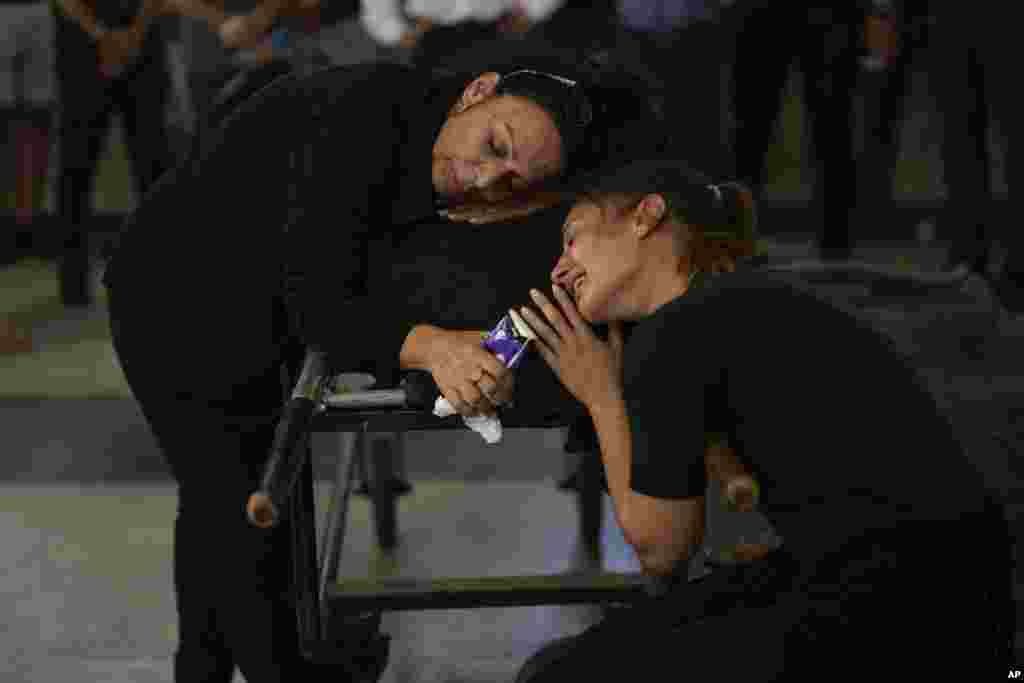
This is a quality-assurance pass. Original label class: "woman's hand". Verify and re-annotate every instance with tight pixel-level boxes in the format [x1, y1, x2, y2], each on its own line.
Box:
[439, 191, 565, 225]
[426, 329, 515, 418]
[219, 8, 277, 50]
[518, 285, 624, 410]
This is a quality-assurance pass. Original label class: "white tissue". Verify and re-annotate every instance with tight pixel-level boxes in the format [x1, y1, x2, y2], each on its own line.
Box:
[433, 397, 503, 444]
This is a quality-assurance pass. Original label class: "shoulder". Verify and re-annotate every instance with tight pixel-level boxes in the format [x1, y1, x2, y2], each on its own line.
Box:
[264, 62, 419, 113]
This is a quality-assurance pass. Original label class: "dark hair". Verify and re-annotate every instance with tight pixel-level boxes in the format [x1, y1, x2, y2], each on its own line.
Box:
[581, 160, 758, 272]
[494, 70, 594, 173]
[430, 50, 673, 183]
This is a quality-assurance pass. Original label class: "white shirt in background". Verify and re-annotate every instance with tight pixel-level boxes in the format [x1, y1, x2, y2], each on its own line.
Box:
[360, 0, 564, 46]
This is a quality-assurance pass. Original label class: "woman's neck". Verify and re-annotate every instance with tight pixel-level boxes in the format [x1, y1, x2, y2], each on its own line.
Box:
[635, 265, 696, 318]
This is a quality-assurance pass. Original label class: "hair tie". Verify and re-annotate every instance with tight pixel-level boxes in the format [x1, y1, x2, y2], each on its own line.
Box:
[707, 184, 723, 205]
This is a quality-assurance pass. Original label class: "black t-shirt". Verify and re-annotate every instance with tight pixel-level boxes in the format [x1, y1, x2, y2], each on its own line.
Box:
[104, 63, 449, 411]
[622, 268, 994, 560]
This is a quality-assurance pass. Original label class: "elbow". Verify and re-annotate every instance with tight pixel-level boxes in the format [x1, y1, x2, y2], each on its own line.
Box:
[623, 526, 694, 578]
[633, 541, 692, 578]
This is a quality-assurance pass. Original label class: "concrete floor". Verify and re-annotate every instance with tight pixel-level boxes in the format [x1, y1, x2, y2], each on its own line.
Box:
[2, 238, 1022, 681]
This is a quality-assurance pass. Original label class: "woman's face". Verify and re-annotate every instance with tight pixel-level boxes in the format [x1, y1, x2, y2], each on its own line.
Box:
[551, 199, 643, 323]
[433, 74, 564, 205]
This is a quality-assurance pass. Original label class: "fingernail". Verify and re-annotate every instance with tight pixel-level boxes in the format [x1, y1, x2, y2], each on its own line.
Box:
[529, 289, 540, 298]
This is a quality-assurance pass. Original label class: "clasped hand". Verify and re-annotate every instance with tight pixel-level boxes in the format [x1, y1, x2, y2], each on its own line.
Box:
[517, 285, 624, 410]
[427, 329, 515, 418]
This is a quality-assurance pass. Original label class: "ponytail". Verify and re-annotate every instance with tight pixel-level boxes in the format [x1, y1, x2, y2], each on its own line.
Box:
[692, 181, 758, 273]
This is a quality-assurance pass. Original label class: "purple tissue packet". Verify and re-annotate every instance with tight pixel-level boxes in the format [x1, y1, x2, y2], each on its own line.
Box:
[482, 309, 537, 369]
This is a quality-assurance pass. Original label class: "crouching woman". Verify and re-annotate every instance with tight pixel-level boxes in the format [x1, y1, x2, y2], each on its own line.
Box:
[515, 159, 1014, 680]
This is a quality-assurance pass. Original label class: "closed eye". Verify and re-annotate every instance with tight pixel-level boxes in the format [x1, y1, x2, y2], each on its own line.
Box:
[490, 136, 508, 159]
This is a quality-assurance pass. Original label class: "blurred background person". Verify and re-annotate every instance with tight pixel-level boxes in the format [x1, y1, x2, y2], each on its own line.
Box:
[926, 0, 1022, 313]
[611, 0, 730, 177]
[730, 1, 862, 261]
[855, 0, 930, 227]
[1, 0, 54, 352]
[359, 0, 567, 70]
[1, 0, 54, 233]
[51, 0, 174, 308]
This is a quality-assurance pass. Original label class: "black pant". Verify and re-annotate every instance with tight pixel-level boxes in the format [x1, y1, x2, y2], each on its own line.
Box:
[53, 10, 172, 306]
[610, 18, 731, 180]
[729, 2, 860, 258]
[516, 510, 1014, 681]
[927, 2, 1020, 277]
[108, 289, 350, 682]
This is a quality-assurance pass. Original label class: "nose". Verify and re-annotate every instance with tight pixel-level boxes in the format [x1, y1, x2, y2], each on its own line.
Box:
[476, 159, 521, 194]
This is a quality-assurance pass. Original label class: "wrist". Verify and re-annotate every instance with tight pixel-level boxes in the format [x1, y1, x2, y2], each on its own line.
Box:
[585, 384, 624, 418]
[207, 9, 229, 29]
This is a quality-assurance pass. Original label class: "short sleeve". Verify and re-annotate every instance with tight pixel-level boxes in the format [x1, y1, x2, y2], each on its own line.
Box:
[624, 300, 723, 499]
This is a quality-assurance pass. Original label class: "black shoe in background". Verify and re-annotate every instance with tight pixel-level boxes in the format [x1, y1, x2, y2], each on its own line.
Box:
[990, 270, 1024, 315]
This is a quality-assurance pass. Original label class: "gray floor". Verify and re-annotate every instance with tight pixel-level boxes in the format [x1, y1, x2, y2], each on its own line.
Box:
[2, 238, 1023, 681]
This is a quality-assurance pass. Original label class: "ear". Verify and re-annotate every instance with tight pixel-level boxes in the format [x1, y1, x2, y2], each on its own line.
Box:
[632, 194, 668, 239]
[454, 72, 501, 114]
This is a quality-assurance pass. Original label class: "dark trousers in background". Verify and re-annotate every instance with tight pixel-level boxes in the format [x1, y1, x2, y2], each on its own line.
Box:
[729, 2, 861, 259]
[611, 17, 731, 180]
[53, 10, 172, 307]
[928, 2, 1020, 279]
[107, 289, 348, 683]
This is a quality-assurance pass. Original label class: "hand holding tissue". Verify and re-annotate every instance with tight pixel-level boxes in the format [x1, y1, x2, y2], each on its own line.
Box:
[433, 309, 538, 443]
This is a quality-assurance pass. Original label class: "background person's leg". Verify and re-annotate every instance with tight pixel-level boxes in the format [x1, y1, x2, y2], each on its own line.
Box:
[8, 3, 55, 228]
[729, 2, 799, 196]
[53, 12, 113, 308]
[929, 8, 992, 275]
[798, 5, 860, 261]
[114, 32, 173, 200]
[977, 4, 1024, 313]
[180, 15, 237, 127]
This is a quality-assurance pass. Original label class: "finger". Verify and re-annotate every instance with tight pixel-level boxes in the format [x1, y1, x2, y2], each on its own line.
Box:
[442, 387, 472, 418]
[457, 381, 487, 417]
[524, 329, 559, 372]
[518, 305, 561, 352]
[528, 288, 573, 343]
[550, 283, 589, 333]
[472, 347, 508, 381]
[476, 373, 502, 407]
[492, 371, 515, 405]
[462, 380, 495, 417]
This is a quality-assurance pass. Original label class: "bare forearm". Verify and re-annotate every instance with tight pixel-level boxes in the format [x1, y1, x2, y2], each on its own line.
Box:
[169, 0, 228, 28]
[587, 390, 683, 575]
[252, 0, 291, 25]
[55, 0, 106, 40]
[585, 391, 636, 538]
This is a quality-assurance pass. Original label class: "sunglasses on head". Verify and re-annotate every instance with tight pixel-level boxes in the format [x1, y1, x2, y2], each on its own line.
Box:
[502, 69, 579, 88]
[500, 69, 594, 130]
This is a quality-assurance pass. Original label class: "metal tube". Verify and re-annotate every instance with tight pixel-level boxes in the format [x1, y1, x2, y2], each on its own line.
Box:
[322, 389, 408, 409]
[318, 426, 365, 624]
[248, 350, 329, 528]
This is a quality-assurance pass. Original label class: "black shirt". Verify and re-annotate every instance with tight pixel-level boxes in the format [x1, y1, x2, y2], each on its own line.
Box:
[105, 63, 461, 408]
[622, 269, 994, 560]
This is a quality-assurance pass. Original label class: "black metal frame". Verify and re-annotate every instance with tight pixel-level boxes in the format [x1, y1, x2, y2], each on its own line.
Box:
[255, 351, 648, 681]
[255, 261, 986, 680]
